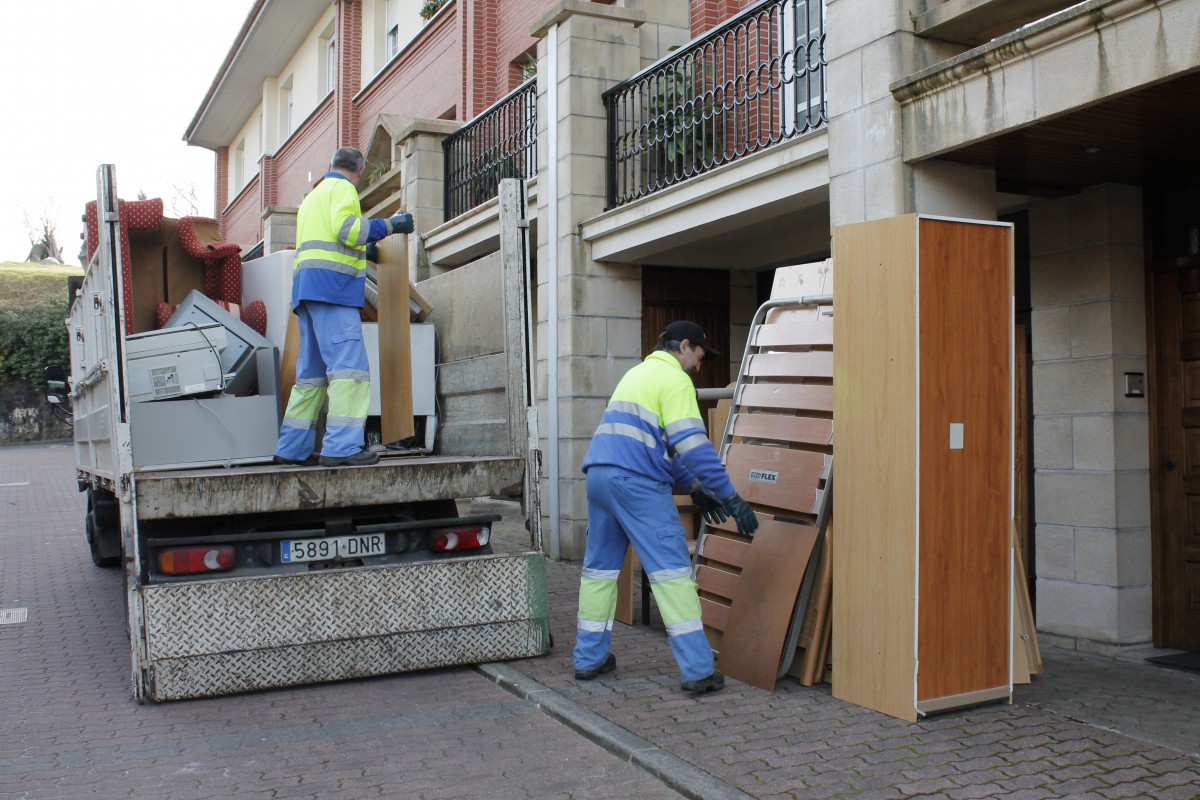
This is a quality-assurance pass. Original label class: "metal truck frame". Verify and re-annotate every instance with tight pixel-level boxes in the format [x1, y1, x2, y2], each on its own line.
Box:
[65, 166, 547, 701]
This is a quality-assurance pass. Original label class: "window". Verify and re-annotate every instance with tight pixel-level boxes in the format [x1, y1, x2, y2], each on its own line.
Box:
[319, 21, 337, 96]
[280, 76, 294, 139]
[385, 0, 400, 59]
[232, 139, 245, 189]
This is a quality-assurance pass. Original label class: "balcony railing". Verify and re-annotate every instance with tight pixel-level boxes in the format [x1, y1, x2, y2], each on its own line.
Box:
[603, 0, 826, 209]
[443, 79, 537, 221]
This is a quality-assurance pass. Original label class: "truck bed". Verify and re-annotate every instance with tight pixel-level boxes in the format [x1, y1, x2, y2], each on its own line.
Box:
[133, 455, 526, 521]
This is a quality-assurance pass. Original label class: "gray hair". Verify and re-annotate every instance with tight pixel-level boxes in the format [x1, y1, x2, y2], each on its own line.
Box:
[331, 147, 366, 173]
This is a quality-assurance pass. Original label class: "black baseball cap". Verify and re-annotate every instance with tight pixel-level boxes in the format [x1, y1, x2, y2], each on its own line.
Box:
[661, 320, 721, 361]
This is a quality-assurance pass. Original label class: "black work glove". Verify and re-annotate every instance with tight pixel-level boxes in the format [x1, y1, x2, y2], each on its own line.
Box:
[689, 482, 728, 526]
[722, 492, 759, 536]
[388, 212, 414, 234]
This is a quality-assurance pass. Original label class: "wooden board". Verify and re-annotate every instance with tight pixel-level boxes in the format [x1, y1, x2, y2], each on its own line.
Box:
[754, 320, 834, 348]
[730, 414, 833, 448]
[278, 312, 300, 405]
[377, 233, 414, 444]
[738, 383, 832, 414]
[832, 214, 920, 722]
[716, 519, 820, 691]
[745, 352, 834, 379]
[789, 519, 832, 686]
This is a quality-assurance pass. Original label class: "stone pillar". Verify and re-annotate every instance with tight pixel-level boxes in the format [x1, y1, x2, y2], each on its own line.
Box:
[1029, 184, 1152, 654]
[262, 206, 298, 254]
[396, 118, 463, 282]
[532, 2, 647, 560]
[824, 0, 983, 227]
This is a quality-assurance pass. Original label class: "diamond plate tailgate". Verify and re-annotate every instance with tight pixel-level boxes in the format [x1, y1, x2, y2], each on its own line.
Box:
[140, 553, 548, 700]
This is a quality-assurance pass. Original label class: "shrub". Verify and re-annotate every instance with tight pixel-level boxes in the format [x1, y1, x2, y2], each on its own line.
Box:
[0, 300, 70, 386]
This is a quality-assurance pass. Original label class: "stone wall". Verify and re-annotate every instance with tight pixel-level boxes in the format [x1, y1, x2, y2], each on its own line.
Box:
[1, 381, 72, 443]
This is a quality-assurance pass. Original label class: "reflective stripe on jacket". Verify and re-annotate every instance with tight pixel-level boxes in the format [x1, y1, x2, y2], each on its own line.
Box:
[292, 173, 370, 309]
[581, 350, 736, 499]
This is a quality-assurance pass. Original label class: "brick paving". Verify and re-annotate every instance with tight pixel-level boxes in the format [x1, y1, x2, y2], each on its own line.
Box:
[0, 444, 681, 800]
[4, 447, 1200, 799]
[481, 502, 1200, 800]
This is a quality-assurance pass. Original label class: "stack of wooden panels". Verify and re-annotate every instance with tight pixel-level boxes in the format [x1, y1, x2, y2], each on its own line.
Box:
[695, 297, 833, 692]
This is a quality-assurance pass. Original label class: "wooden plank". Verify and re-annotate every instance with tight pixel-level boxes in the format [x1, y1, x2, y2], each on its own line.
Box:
[696, 565, 740, 601]
[730, 414, 833, 448]
[700, 597, 730, 632]
[278, 312, 300, 407]
[1013, 523, 1042, 675]
[717, 520, 820, 691]
[746, 352, 834, 379]
[615, 546, 637, 626]
[378, 232, 414, 443]
[753, 321, 834, 348]
[498, 179, 530, 460]
[698, 533, 751, 570]
[739, 383, 833, 413]
[916, 218, 1011, 703]
[832, 214, 920, 722]
[725, 444, 828, 514]
[793, 520, 833, 686]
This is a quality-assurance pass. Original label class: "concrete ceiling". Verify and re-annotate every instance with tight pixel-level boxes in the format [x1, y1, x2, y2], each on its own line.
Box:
[184, 0, 332, 150]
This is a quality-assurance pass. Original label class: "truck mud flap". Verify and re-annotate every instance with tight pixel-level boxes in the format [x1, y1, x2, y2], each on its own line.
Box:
[139, 553, 549, 701]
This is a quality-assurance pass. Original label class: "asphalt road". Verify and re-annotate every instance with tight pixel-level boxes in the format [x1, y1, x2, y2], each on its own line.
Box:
[0, 443, 682, 800]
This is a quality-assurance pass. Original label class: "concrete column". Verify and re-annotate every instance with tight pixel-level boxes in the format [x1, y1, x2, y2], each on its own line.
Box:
[825, 0, 985, 226]
[396, 118, 462, 281]
[261, 206, 298, 254]
[533, 2, 647, 560]
[1029, 184, 1152, 654]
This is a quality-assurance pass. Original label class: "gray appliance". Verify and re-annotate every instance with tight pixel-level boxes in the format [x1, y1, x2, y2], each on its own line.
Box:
[164, 290, 278, 398]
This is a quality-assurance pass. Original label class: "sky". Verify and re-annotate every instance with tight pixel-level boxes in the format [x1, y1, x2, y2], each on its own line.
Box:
[0, 1, 254, 264]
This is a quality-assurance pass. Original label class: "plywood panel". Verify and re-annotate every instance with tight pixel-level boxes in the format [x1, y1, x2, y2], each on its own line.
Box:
[738, 383, 833, 414]
[416, 252, 504, 362]
[832, 214, 920, 722]
[378, 235, 414, 443]
[700, 598, 730, 631]
[725, 444, 828, 514]
[730, 414, 833, 448]
[916, 217, 1011, 702]
[718, 520, 820, 691]
[698, 532, 751, 569]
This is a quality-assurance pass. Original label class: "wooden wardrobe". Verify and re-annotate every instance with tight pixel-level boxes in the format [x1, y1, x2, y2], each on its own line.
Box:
[832, 214, 1013, 722]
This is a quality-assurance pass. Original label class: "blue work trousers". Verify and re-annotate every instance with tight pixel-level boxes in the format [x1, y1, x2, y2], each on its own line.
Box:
[275, 301, 371, 460]
[574, 465, 714, 681]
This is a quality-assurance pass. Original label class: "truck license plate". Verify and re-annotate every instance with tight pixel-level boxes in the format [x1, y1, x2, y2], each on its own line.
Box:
[281, 533, 386, 563]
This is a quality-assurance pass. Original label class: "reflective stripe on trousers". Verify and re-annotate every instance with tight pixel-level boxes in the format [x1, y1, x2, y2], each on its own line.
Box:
[573, 465, 713, 681]
[275, 301, 371, 460]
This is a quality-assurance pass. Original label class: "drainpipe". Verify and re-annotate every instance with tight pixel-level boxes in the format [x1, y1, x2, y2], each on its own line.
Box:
[545, 22, 561, 561]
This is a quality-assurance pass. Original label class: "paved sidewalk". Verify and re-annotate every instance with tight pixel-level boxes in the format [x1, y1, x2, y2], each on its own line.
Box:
[479, 500, 1200, 800]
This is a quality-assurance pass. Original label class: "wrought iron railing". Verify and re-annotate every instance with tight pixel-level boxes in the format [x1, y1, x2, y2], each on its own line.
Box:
[603, 0, 826, 208]
[443, 79, 537, 221]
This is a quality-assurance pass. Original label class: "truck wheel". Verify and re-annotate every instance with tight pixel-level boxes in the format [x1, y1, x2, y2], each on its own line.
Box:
[85, 490, 121, 568]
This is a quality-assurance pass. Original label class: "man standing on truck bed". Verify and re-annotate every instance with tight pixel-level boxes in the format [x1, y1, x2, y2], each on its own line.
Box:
[573, 321, 760, 694]
[274, 147, 414, 468]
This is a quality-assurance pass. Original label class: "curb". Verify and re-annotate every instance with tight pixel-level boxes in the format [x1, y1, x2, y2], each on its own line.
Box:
[477, 662, 756, 800]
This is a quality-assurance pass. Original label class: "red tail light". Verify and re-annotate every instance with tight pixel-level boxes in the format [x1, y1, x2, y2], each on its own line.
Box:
[432, 527, 490, 552]
[158, 546, 235, 575]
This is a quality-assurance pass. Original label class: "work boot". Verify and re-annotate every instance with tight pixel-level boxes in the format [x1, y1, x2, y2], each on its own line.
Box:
[318, 449, 381, 467]
[574, 653, 616, 681]
[272, 453, 319, 467]
[681, 670, 725, 694]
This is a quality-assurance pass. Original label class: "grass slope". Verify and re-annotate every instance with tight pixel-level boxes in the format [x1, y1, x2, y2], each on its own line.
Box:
[0, 261, 83, 308]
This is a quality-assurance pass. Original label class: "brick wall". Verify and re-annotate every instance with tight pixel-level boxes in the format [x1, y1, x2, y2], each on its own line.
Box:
[223, 174, 262, 249]
[356, 9, 461, 143]
[275, 99, 337, 209]
[215, 146, 229, 238]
